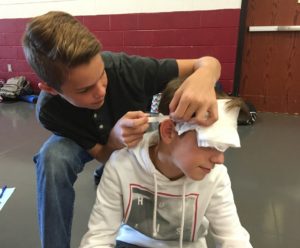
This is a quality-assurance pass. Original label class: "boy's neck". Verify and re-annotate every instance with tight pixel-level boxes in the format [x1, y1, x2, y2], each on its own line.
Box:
[149, 145, 184, 181]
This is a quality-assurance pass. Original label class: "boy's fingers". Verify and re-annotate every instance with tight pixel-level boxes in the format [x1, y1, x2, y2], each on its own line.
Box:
[169, 98, 190, 120]
[124, 111, 148, 119]
[124, 123, 149, 136]
[168, 89, 182, 113]
[171, 103, 198, 122]
[124, 135, 144, 148]
[205, 105, 218, 125]
[190, 103, 218, 126]
[121, 113, 148, 128]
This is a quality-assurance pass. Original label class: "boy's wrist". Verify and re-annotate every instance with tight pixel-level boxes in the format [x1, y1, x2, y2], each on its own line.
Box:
[193, 56, 221, 83]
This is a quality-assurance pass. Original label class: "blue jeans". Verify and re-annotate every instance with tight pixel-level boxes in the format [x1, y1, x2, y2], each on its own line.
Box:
[33, 135, 93, 248]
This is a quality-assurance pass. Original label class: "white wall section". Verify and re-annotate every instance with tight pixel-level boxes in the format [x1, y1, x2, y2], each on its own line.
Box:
[0, 0, 242, 19]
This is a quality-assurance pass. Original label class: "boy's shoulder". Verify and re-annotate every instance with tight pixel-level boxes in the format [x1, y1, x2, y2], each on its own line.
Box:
[107, 147, 135, 168]
[37, 90, 90, 117]
[110, 147, 130, 159]
[101, 51, 137, 65]
[36, 91, 62, 118]
[101, 51, 151, 69]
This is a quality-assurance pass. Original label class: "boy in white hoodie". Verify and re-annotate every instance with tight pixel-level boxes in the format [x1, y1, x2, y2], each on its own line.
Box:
[80, 79, 253, 248]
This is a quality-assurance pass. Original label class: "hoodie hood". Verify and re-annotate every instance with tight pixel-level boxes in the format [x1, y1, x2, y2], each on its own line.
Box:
[129, 130, 159, 176]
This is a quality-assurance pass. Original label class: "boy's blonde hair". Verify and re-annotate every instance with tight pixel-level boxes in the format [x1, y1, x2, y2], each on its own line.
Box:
[22, 11, 102, 91]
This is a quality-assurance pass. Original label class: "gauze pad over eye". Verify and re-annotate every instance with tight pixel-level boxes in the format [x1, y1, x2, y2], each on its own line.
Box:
[175, 99, 241, 152]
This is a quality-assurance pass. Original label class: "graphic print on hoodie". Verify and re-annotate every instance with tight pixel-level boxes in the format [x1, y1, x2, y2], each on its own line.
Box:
[124, 184, 199, 242]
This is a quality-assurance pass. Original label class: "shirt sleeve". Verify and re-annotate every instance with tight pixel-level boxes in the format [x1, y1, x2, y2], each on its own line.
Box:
[79, 158, 123, 248]
[205, 168, 253, 248]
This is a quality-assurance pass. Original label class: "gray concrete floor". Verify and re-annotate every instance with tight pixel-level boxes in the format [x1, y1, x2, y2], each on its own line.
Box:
[0, 101, 300, 248]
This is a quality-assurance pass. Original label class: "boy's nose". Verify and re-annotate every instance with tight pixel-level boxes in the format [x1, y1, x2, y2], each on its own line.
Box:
[211, 151, 224, 164]
[94, 82, 106, 99]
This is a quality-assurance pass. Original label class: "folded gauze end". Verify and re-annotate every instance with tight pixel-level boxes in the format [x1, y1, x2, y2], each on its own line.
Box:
[175, 99, 241, 152]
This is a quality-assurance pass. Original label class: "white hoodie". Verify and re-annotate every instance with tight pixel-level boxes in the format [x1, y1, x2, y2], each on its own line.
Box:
[80, 131, 252, 248]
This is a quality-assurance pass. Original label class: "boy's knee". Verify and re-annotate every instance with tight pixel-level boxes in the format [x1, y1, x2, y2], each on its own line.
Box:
[34, 136, 87, 175]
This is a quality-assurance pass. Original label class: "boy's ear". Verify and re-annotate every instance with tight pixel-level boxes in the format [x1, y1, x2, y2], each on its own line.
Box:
[38, 82, 59, 95]
[159, 119, 176, 144]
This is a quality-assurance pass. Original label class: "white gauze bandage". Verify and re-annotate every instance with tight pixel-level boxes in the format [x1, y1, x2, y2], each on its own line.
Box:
[175, 99, 241, 152]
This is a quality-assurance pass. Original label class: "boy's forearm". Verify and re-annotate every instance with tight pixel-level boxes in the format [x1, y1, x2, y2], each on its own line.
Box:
[177, 56, 221, 84]
[88, 143, 115, 163]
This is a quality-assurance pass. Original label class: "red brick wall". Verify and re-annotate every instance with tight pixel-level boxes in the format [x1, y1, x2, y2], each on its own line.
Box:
[0, 9, 240, 93]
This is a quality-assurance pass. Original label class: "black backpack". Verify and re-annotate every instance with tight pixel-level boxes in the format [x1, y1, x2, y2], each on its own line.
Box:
[237, 100, 257, 125]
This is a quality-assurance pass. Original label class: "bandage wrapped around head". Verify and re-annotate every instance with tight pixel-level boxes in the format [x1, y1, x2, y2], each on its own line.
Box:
[175, 99, 241, 152]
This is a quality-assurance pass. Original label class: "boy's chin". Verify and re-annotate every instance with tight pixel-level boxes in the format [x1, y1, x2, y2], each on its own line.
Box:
[84, 101, 104, 110]
[189, 173, 207, 181]
[89, 104, 103, 110]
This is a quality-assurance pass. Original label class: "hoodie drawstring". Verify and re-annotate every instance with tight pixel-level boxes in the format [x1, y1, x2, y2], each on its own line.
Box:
[179, 181, 186, 248]
[152, 173, 158, 237]
[152, 172, 186, 248]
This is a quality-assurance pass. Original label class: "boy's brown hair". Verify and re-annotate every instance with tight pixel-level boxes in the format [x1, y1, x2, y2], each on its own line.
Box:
[158, 78, 244, 115]
[22, 11, 102, 91]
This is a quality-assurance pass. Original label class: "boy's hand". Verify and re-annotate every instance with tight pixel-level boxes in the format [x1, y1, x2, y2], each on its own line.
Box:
[108, 111, 149, 149]
[169, 72, 218, 126]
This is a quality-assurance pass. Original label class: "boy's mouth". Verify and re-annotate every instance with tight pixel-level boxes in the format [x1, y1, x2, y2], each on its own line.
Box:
[199, 166, 211, 173]
[93, 99, 104, 105]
